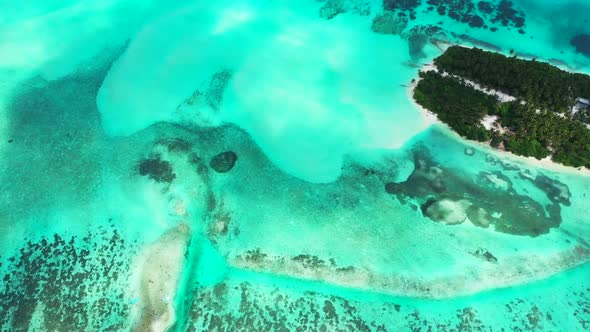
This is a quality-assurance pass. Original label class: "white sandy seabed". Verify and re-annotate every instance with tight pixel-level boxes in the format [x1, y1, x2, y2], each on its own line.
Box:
[1, 1, 590, 330]
[95, 0, 434, 183]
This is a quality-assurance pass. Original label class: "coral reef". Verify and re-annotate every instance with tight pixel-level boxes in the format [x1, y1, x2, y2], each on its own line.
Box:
[138, 156, 176, 183]
[210, 151, 238, 173]
[386, 144, 565, 236]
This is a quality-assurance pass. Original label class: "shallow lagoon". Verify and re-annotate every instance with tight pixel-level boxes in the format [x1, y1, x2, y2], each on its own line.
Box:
[0, 0, 589, 330]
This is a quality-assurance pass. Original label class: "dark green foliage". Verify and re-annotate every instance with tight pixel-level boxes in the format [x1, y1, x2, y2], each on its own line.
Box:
[414, 71, 496, 141]
[498, 102, 590, 167]
[573, 106, 590, 124]
[413, 67, 590, 168]
[434, 46, 590, 120]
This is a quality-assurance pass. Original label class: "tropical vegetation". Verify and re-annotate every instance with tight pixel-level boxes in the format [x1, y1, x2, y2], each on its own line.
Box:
[414, 67, 590, 168]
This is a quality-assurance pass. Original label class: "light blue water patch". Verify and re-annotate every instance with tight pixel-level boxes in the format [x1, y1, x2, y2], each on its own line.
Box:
[97, 0, 432, 182]
[0, 0, 589, 330]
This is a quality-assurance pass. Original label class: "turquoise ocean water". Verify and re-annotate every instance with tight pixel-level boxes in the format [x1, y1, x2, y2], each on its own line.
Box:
[0, 0, 589, 330]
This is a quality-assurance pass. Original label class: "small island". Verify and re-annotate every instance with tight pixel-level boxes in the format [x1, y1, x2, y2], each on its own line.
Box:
[413, 46, 590, 168]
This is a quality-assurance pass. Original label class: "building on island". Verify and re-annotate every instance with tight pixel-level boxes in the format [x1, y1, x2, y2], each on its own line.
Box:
[572, 97, 590, 115]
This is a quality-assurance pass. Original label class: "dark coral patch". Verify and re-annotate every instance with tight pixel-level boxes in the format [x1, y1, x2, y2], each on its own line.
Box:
[385, 145, 565, 236]
[0, 227, 135, 331]
[424, 0, 525, 32]
[571, 34, 590, 57]
[383, 0, 421, 13]
[319, 0, 347, 20]
[189, 280, 563, 331]
[138, 156, 176, 183]
[468, 14, 485, 28]
[471, 248, 498, 263]
[478, 1, 493, 14]
[189, 282, 387, 331]
[531, 174, 571, 206]
[210, 151, 238, 173]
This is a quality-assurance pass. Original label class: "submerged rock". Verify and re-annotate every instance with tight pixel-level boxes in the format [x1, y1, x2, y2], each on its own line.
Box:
[422, 198, 471, 225]
[500, 161, 519, 171]
[319, 0, 347, 20]
[401, 24, 449, 62]
[403, 25, 441, 60]
[414, 159, 446, 193]
[571, 34, 590, 57]
[454, 33, 503, 52]
[471, 248, 498, 263]
[138, 156, 176, 183]
[485, 154, 498, 165]
[210, 151, 238, 173]
[371, 11, 408, 35]
[464, 147, 475, 156]
[532, 175, 571, 206]
[466, 206, 491, 228]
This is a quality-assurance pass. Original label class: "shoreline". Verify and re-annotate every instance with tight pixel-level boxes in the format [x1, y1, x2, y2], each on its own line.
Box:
[433, 37, 588, 75]
[406, 62, 590, 177]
